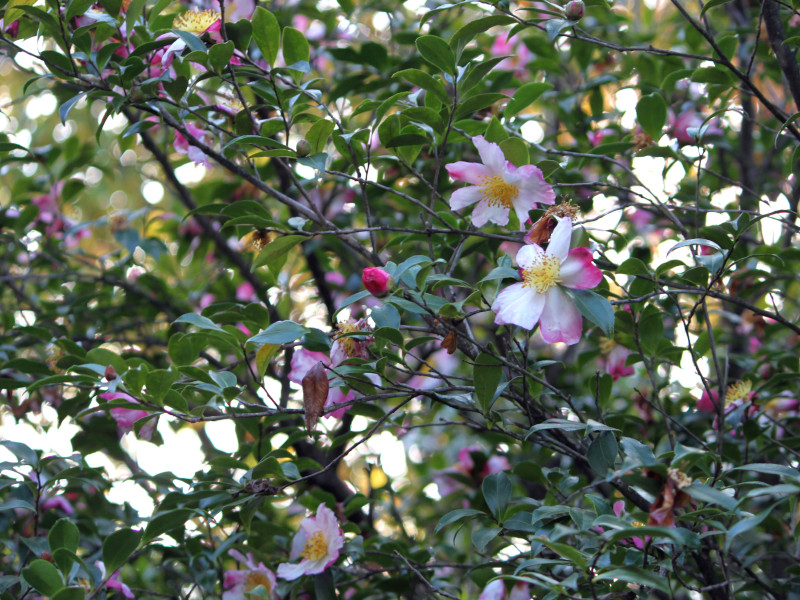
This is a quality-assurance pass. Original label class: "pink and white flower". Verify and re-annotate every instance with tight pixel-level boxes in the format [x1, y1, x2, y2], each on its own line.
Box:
[223, 550, 278, 600]
[174, 122, 212, 168]
[100, 392, 158, 441]
[479, 580, 506, 600]
[491, 217, 603, 344]
[446, 136, 555, 230]
[277, 503, 345, 580]
[96, 561, 134, 599]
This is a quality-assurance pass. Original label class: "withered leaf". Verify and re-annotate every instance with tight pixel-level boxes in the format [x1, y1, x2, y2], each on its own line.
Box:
[442, 331, 457, 355]
[302, 361, 329, 435]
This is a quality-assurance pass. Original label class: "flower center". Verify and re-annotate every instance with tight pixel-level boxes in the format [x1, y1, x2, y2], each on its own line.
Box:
[480, 175, 518, 208]
[521, 254, 562, 294]
[598, 337, 616, 354]
[244, 571, 272, 593]
[301, 531, 328, 561]
[336, 321, 362, 357]
[172, 10, 220, 34]
[725, 380, 752, 406]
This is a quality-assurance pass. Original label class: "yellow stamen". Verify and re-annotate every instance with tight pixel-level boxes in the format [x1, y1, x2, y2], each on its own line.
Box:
[479, 175, 518, 208]
[244, 571, 272, 593]
[336, 321, 362, 357]
[598, 337, 616, 354]
[172, 10, 220, 34]
[521, 254, 562, 294]
[300, 531, 328, 561]
[725, 380, 752, 406]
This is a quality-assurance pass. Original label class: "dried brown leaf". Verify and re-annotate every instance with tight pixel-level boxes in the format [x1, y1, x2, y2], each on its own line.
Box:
[302, 361, 329, 435]
[442, 331, 457, 355]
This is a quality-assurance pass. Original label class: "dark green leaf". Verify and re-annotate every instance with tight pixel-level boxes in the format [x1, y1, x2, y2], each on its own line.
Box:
[636, 93, 667, 140]
[504, 82, 553, 118]
[587, 431, 618, 474]
[102, 528, 141, 574]
[567, 289, 614, 337]
[248, 321, 307, 346]
[482, 472, 512, 521]
[474, 352, 502, 413]
[48, 518, 80, 553]
[416, 35, 456, 74]
[434, 508, 486, 534]
[251, 7, 280, 65]
[283, 27, 309, 66]
[21, 560, 63, 596]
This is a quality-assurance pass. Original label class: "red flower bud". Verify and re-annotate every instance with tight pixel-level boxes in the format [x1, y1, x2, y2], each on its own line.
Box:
[565, 0, 584, 20]
[105, 365, 117, 381]
[362, 267, 393, 297]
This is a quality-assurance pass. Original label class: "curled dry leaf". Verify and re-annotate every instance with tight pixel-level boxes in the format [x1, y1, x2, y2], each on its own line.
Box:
[442, 331, 457, 355]
[302, 361, 329, 435]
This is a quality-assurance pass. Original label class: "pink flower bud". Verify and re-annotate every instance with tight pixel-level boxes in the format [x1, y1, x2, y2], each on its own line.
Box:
[565, 0, 584, 20]
[362, 267, 393, 297]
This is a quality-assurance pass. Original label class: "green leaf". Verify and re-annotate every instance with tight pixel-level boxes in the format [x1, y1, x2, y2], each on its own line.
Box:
[472, 526, 501, 551]
[52, 587, 86, 600]
[253, 235, 305, 271]
[619, 437, 656, 468]
[667, 238, 722, 255]
[700, 0, 736, 16]
[59, 92, 87, 126]
[21, 560, 63, 596]
[685, 482, 737, 510]
[482, 472, 512, 521]
[587, 431, 618, 474]
[251, 7, 280, 65]
[733, 463, 800, 480]
[726, 503, 778, 551]
[545, 18, 573, 40]
[434, 508, 486, 534]
[314, 569, 336, 600]
[143, 509, 194, 542]
[145, 369, 180, 404]
[449, 15, 515, 57]
[306, 120, 335, 154]
[248, 321, 308, 346]
[690, 66, 734, 85]
[0, 440, 38, 465]
[48, 518, 80, 554]
[567, 289, 614, 337]
[473, 352, 502, 413]
[594, 567, 671, 593]
[636, 93, 667, 140]
[174, 313, 227, 333]
[209, 41, 235, 73]
[171, 29, 208, 53]
[282, 27, 310, 66]
[393, 69, 450, 104]
[102, 528, 141, 574]
[504, 82, 553, 118]
[416, 35, 456, 74]
[534, 537, 588, 570]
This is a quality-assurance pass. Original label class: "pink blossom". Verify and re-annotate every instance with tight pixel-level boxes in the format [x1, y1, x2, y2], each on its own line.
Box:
[479, 580, 506, 600]
[96, 561, 134, 599]
[100, 392, 157, 441]
[223, 550, 278, 600]
[601, 343, 634, 381]
[509, 582, 530, 600]
[330, 318, 372, 367]
[491, 218, 603, 344]
[236, 281, 257, 302]
[697, 388, 719, 413]
[669, 109, 723, 145]
[362, 267, 393, 297]
[277, 503, 344, 580]
[612, 501, 645, 549]
[126, 266, 146, 282]
[289, 348, 355, 419]
[41, 495, 75, 514]
[174, 122, 212, 168]
[490, 34, 531, 78]
[446, 136, 555, 230]
[435, 447, 510, 497]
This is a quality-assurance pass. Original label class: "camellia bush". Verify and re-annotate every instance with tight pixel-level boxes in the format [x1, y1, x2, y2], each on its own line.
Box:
[3, 0, 800, 597]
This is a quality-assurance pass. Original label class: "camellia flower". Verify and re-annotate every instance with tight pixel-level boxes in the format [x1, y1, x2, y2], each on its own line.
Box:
[330, 318, 372, 366]
[96, 561, 134, 599]
[445, 136, 555, 230]
[491, 217, 603, 344]
[277, 503, 345, 580]
[223, 549, 278, 600]
[362, 267, 393, 297]
[174, 122, 212, 168]
[599, 338, 634, 381]
[100, 392, 158, 441]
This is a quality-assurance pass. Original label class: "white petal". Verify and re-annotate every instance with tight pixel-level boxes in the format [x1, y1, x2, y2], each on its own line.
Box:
[276, 561, 308, 581]
[492, 283, 545, 330]
[449, 186, 483, 210]
[516, 244, 545, 269]
[472, 200, 509, 227]
[546, 217, 573, 261]
[539, 287, 583, 344]
[472, 135, 506, 174]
